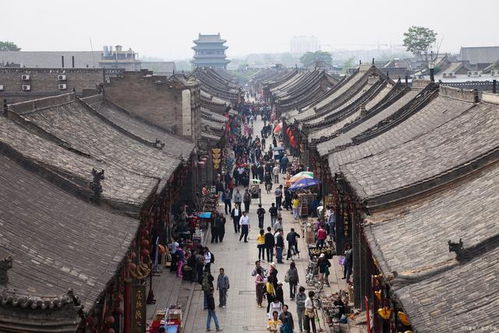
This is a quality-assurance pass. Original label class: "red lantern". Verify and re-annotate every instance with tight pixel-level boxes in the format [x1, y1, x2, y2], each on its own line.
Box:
[141, 249, 150, 257]
[128, 263, 136, 271]
[141, 239, 150, 248]
[105, 315, 115, 325]
[107, 329, 115, 333]
[129, 251, 137, 259]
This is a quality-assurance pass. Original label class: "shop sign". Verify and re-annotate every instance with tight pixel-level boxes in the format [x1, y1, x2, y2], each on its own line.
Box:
[131, 284, 146, 333]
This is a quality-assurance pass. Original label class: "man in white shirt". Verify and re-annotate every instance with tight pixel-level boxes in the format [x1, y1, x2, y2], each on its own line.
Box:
[231, 204, 241, 233]
[272, 165, 280, 184]
[239, 211, 250, 242]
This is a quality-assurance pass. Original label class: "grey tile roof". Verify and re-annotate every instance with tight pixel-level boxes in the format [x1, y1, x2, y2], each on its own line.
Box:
[364, 165, 499, 332]
[0, 154, 138, 310]
[328, 94, 474, 173]
[17, 98, 180, 180]
[0, 116, 157, 211]
[316, 88, 420, 156]
[342, 101, 499, 200]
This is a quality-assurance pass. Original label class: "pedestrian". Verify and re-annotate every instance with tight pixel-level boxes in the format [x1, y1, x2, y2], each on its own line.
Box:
[202, 271, 214, 310]
[275, 230, 285, 264]
[217, 214, 226, 242]
[275, 185, 283, 210]
[176, 246, 185, 278]
[317, 253, 331, 286]
[275, 281, 284, 304]
[216, 268, 230, 308]
[243, 189, 251, 213]
[206, 287, 223, 331]
[231, 203, 241, 233]
[272, 164, 280, 184]
[326, 206, 336, 241]
[342, 243, 353, 283]
[286, 228, 301, 260]
[304, 291, 317, 333]
[291, 196, 300, 219]
[296, 287, 307, 332]
[204, 247, 214, 273]
[272, 217, 282, 233]
[211, 211, 219, 243]
[280, 154, 289, 174]
[279, 304, 295, 333]
[284, 187, 292, 210]
[269, 203, 278, 226]
[285, 261, 299, 299]
[268, 298, 283, 318]
[267, 310, 283, 333]
[316, 225, 327, 248]
[257, 204, 266, 229]
[264, 227, 275, 262]
[233, 189, 242, 208]
[168, 238, 179, 272]
[251, 260, 267, 277]
[239, 211, 250, 242]
[257, 229, 265, 260]
[265, 172, 273, 194]
[222, 189, 231, 215]
[255, 267, 265, 308]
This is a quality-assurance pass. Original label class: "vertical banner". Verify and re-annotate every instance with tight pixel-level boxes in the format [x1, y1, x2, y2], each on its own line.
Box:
[131, 284, 146, 333]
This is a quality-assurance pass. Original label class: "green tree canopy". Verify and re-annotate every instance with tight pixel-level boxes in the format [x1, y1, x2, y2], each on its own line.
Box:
[403, 26, 436, 62]
[0, 41, 21, 51]
[300, 51, 332, 67]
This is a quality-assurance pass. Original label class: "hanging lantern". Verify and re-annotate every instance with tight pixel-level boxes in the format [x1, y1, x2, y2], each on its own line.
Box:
[141, 239, 150, 248]
[377, 306, 392, 320]
[128, 263, 136, 271]
[374, 290, 382, 301]
[105, 315, 115, 325]
[398, 312, 411, 326]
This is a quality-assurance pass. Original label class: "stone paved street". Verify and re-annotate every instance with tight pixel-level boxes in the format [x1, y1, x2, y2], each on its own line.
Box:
[182, 117, 355, 333]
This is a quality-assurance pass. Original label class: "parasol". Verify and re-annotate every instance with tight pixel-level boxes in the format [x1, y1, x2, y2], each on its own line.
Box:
[289, 178, 321, 191]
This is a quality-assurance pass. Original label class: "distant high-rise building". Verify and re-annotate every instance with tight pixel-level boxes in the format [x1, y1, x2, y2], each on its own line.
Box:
[290, 36, 320, 54]
[191, 33, 230, 69]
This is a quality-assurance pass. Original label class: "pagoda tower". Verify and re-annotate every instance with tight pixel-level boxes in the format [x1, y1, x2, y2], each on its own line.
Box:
[191, 33, 230, 69]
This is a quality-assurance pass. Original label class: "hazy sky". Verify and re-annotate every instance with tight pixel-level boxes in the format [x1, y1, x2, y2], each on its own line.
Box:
[3, 0, 498, 60]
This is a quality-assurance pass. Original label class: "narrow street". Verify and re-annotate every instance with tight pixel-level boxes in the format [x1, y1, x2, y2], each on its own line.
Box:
[183, 114, 353, 332]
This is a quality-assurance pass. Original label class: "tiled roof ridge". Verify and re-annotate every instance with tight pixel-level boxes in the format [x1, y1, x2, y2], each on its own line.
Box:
[312, 82, 410, 146]
[297, 69, 374, 122]
[281, 70, 324, 97]
[0, 288, 81, 311]
[277, 71, 333, 108]
[363, 146, 499, 210]
[305, 79, 389, 132]
[351, 83, 439, 145]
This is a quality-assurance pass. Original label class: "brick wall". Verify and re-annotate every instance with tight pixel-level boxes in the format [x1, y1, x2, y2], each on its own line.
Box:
[103, 71, 184, 135]
[0, 68, 105, 103]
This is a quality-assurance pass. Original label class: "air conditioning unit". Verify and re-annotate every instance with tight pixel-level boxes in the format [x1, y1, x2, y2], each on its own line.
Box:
[57, 74, 67, 81]
[58, 83, 67, 90]
[0, 85, 4, 91]
[22, 84, 31, 91]
[21, 74, 30, 81]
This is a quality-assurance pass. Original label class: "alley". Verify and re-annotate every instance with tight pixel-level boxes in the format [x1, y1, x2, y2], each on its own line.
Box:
[183, 114, 352, 332]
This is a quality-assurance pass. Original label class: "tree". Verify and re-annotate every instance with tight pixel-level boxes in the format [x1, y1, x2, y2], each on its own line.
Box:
[300, 51, 332, 68]
[403, 26, 436, 65]
[0, 41, 21, 51]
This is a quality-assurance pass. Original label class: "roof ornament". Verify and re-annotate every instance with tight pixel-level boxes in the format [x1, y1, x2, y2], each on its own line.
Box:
[154, 139, 165, 150]
[2, 99, 7, 117]
[448, 238, 463, 258]
[0, 256, 13, 285]
[90, 169, 105, 203]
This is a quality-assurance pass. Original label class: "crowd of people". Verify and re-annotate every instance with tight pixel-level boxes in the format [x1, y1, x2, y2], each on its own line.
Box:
[165, 97, 349, 332]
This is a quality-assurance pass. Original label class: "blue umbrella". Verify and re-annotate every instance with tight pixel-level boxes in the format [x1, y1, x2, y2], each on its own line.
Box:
[289, 178, 321, 191]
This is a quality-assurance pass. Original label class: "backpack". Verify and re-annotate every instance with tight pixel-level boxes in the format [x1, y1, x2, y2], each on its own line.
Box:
[210, 252, 215, 263]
